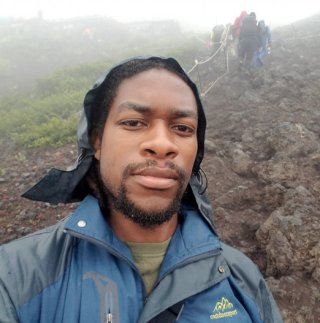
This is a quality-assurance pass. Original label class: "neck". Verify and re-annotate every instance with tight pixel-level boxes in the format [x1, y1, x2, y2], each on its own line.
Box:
[108, 210, 178, 243]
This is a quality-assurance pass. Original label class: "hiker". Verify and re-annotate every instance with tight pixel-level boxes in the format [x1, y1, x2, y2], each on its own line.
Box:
[211, 24, 225, 54]
[238, 12, 260, 70]
[232, 10, 248, 40]
[230, 11, 248, 55]
[0, 56, 283, 322]
[254, 20, 272, 66]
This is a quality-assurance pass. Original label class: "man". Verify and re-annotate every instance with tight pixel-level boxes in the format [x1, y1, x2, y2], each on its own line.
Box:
[232, 10, 248, 39]
[238, 12, 260, 70]
[231, 11, 248, 56]
[254, 20, 272, 66]
[211, 24, 225, 54]
[0, 57, 282, 322]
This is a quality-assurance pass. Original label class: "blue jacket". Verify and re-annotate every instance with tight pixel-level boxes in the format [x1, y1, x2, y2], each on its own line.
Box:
[0, 195, 282, 322]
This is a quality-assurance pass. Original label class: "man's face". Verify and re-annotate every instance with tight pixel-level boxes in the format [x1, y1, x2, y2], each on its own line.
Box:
[94, 68, 198, 227]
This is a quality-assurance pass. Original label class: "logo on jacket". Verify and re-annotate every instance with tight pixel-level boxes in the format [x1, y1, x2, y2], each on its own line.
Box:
[210, 297, 238, 320]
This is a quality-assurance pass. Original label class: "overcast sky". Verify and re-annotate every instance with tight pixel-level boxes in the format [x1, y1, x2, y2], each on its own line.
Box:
[1, 0, 319, 29]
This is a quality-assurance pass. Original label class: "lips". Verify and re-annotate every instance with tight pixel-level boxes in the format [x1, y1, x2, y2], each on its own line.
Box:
[132, 167, 179, 190]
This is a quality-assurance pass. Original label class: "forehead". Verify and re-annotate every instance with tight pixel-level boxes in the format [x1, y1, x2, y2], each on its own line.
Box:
[111, 68, 198, 115]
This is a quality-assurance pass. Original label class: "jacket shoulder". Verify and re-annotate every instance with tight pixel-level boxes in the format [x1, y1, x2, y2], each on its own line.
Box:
[221, 242, 283, 323]
[221, 242, 261, 277]
[0, 219, 74, 308]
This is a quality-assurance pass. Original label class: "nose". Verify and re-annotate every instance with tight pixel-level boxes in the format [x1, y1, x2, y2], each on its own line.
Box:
[140, 122, 179, 160]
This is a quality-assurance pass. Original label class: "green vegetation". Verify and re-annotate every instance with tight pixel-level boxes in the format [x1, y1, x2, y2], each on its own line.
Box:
[0, 43, 199, 148]
[0, 60, 111, 147]
[0, 17, 206, 148]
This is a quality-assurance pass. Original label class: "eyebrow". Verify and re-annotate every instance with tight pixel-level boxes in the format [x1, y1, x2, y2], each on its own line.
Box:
[118, 102, 150, 114]
[117, 101, 198, 120]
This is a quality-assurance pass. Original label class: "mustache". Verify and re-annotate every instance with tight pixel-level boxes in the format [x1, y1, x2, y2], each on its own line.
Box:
[122, 160, 187, 182]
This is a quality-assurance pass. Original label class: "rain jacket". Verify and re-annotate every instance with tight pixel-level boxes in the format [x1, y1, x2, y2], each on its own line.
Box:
[0, 57, 282, 322]
[0, 195, 282, 323]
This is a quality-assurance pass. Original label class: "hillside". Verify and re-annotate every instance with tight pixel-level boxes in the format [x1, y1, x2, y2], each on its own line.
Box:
[198, 13, 320, 322]
[0, 17, 200, 148]
[0, 16, 189, 97]
[1, 14, 320, 322]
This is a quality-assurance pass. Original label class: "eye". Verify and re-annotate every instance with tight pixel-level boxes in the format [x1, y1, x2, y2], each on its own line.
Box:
[172, 124, 195, 135]
[119, 119, 147, 129]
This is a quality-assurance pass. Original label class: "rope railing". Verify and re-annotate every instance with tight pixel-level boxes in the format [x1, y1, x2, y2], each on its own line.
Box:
[188, 24, 231, 96]
[188, 24, 231, 74]
[188, 23, 320, 96]
[202, 50, 229, 96]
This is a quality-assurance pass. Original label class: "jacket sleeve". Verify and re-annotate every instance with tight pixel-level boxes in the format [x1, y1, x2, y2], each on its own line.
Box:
[0, 248, 19, 323]
[221, 243, 283, 323]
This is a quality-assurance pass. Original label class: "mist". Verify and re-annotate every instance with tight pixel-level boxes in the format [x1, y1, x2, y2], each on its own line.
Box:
[1, 0, 320, 30]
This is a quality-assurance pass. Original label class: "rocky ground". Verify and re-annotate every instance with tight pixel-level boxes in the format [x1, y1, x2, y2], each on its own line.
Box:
[1, 15, 320, 322]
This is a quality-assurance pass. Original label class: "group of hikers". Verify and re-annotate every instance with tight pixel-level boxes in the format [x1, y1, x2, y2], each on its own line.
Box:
[211, 10, 272, 70]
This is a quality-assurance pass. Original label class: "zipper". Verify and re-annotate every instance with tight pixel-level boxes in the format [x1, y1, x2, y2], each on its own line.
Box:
[65, 228, 222, 311]
[106, 313, 112, 323]
[105, 291, 113, 323]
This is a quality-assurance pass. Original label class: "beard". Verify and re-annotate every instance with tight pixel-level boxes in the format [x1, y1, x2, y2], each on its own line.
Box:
[98, 160, 188, 228]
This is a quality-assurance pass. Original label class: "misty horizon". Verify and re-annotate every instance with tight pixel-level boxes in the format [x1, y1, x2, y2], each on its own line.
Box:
[1, 0, 319, 31]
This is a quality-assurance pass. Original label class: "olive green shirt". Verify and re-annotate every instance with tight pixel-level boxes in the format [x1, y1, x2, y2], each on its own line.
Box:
[126, 238, 171, 295]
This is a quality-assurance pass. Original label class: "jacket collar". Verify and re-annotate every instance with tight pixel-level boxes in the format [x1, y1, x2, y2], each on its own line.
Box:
[64, 195, 220, 268]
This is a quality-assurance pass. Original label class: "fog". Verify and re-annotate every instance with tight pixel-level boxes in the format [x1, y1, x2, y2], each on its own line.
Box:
[1, 0, 319, 30]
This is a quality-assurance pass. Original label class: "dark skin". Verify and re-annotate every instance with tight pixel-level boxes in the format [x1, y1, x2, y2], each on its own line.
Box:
[94, 69, 198, 242]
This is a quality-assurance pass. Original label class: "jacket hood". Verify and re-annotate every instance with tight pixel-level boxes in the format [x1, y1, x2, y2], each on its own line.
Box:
[22, 56, 214, 229]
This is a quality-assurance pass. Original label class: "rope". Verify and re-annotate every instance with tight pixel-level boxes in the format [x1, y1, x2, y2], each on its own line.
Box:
[188, 24, 231, 96]
[188, 25, 230, 74]
[187, 43, 223, 74]
[188, 23, 320, 96]
[194, 35, 209, 45]
[202, 50, 229, 96]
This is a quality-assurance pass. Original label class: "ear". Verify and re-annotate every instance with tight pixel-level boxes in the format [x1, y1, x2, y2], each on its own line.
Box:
[93, 138, 101, 160]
